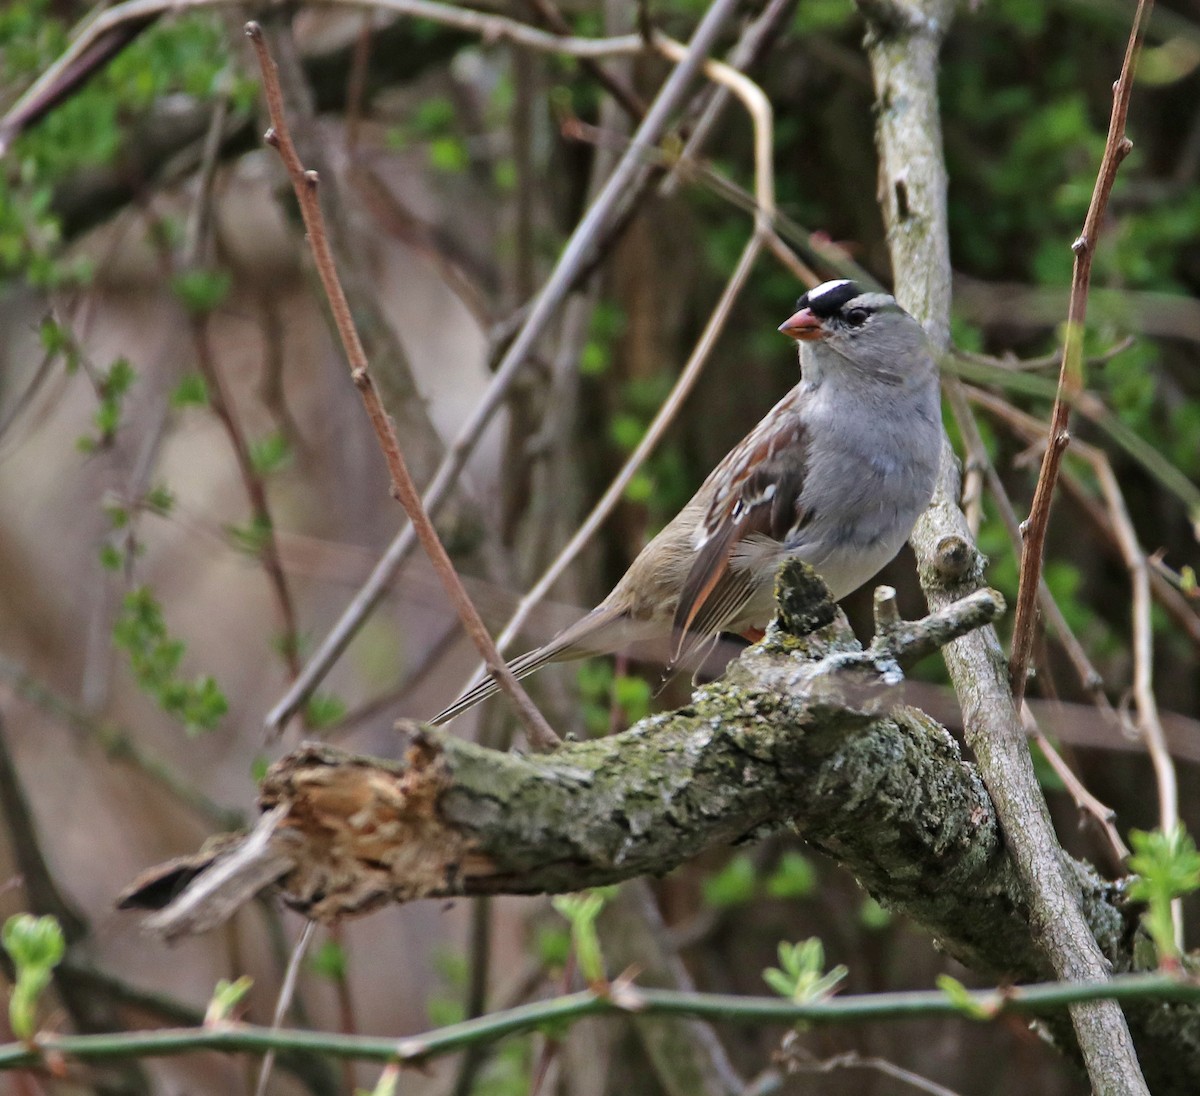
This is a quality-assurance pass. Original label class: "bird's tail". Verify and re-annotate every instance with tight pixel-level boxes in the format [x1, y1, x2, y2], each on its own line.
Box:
[428, 639, 572, 726]
[428, 605, 630, 726]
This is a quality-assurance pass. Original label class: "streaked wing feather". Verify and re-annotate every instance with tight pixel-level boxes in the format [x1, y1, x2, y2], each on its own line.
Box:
[671, 414, 810, 663]
[669, 567, 762, 671]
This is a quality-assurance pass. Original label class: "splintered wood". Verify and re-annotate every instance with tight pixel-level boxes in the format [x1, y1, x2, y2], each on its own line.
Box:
[118, 736, 487, 938]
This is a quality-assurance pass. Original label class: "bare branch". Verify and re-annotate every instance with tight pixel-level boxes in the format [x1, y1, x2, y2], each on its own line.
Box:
[457, 47, 778, 692]
[245, 21, 560, 751]
[1008, 0, 1155, 702]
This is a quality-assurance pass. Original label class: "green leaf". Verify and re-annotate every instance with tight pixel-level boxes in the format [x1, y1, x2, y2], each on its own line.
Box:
[171, 268, 232, 315]
[763, 938, 847, 1004]
[226, 515, 273, 555]
[612, 674, 651, 723]
[702, 854, 758, 908]
[553, 887, 618, 985]
[412, 97, 455, 136]
[144, 484, 175, 515]
[1128, 825, 1200, 965]
[308, 939, 348, 982]
[205, 976, 253, 1024]
[98, 543, 123, 571]
[2, 913, 65, 1039]
[171, 373, 209, 408]
[113, 586, 227, 734]
[622, 471, 654, 504]
[765, 852, 816, 899]
[579, 341, 609, 376]
[428, 136, 468, 173]
[936, 974, 992, 1020]
[305, 692, 347, 730]
[859, 896, 892, 931]
[535, 924, 571, 970]
[249, 431, 292, 476]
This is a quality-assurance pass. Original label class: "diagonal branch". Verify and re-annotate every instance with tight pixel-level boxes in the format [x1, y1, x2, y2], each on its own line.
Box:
[264, 0, 747, 733]
[245, 21, 560, 751]
[1007, 0, 1155, 702]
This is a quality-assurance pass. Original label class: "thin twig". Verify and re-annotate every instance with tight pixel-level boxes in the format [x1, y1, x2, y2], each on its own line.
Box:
[953, 387, 1110, 705]
[264, 0, 745, 733]
[245, 22, 560, 751]
[189, 313, 303, 677]
[945, 350, 1200, 519]
[953, 337, 1135, 374]
[973, 394, 1180, 827]
[343, 12, 375, 154]
[976, 391, 1181, 937]
[1020, 704, 1129, 865]
[1008, 0, 1155, 702]
[772, 1046, 966, 1096]
[447, 37, 777, 693]
[254, 920, 317, 1096]
[943, 387, 1126, 865]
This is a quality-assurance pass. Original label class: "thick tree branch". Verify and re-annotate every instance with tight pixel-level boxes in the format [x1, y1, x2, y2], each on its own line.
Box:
[120, 567, 1006, 935]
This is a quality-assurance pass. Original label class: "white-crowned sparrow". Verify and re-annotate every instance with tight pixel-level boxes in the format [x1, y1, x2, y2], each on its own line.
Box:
[432, 279, 943, 726]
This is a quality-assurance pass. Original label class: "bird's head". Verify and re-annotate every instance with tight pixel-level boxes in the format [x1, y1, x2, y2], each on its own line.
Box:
[778, 279, 934, 386]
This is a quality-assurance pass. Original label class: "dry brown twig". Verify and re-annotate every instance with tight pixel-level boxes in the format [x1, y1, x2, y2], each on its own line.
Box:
[244, 21, 561, 751]
[1008, 0, 1155, 703]
[264, 0, 746, 731]
[974, 392, 1180, 910]
[942, 386, 1127, 865]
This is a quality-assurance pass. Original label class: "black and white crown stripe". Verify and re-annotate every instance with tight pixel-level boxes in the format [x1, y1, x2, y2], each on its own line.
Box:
[796, 279, 861, 317]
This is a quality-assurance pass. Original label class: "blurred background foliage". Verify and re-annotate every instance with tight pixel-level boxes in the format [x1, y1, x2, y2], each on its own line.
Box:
[0, 1, 1198, 1094]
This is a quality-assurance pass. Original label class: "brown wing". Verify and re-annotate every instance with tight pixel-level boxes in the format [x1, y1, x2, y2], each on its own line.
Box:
[670, 412, 811, 668]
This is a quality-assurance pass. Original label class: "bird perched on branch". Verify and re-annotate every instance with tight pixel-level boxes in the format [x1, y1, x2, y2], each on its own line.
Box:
[432, 279, 943, 726]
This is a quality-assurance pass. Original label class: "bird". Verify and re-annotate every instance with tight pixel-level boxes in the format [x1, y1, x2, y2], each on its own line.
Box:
[431, 278, 943, 726]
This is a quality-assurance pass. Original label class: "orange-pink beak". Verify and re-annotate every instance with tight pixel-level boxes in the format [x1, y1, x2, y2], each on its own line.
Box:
[778, 307, 826, 342]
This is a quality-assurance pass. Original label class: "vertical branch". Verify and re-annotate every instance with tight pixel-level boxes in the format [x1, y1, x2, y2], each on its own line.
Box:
[188, 319, 302, 677]
[1007, 0, 1154, 701]
[857, 0, 1150, 1091]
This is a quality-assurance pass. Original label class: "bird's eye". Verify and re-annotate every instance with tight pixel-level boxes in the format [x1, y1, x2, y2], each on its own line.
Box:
[844, 308, 869, 327]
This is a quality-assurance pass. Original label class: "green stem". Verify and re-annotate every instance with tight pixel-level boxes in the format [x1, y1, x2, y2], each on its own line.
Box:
[3, 973, 1197, 1071]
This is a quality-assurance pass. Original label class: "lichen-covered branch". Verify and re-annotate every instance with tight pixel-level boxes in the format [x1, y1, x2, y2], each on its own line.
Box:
[121, 567, 1007, 938]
